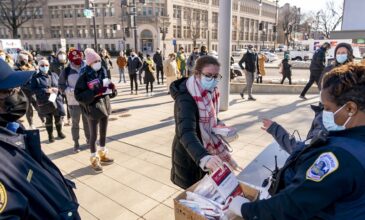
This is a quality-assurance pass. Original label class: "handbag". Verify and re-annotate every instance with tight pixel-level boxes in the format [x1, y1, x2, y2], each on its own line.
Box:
[87, 99, 108, 120]
[38, 101, 57, 115]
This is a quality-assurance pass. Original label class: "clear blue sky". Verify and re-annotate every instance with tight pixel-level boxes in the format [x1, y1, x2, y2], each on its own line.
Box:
[279, 0, 344, 13]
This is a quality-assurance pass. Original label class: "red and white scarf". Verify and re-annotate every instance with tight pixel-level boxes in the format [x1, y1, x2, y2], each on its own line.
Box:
[186, 76, 235, 167]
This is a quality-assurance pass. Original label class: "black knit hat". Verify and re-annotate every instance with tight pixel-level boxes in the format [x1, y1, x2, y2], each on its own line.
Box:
[334, 42, 354, 60]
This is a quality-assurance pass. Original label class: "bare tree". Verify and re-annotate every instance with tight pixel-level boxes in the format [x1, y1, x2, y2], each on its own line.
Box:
[0, 0, 38, 38]
[190, 9, 201, 47]
[317, 0, 343, 39]
[280, 5, 301, 47]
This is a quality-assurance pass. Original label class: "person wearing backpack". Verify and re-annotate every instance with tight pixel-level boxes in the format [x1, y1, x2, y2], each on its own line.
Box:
[59, 49, 90, 152]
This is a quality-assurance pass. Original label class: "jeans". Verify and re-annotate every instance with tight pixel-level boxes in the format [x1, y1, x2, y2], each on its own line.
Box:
[241, 70, 254, 98]
[156, 66, 164, 84]
[118, 68, 126, 83]
[69, 105, 90, 143]
[88, 116, 108, 153]
[129, 74, 138, 92]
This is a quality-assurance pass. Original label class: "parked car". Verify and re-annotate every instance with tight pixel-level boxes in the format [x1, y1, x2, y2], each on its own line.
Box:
[263, 52, 278, 63]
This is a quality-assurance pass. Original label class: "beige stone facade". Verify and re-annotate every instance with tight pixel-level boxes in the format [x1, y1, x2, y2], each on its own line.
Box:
[0, 0, 277, 55]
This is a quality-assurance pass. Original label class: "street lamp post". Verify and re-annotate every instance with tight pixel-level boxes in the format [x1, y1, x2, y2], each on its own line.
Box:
[85, 0, 98, 52]
[159, 17, 170, 59]
[274, 0, 279, 51]
[92, 7, 98, 51]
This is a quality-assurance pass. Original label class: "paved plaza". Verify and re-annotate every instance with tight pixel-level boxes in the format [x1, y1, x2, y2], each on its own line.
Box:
[28, 71, 320, 220]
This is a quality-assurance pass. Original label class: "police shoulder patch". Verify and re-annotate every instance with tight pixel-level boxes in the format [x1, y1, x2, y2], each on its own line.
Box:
[306, 152, 339, 182]
[0, 182, 7, 213]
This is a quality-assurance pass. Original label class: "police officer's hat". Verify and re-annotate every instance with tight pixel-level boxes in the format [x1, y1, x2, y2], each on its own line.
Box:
[0, 59, 34, 90]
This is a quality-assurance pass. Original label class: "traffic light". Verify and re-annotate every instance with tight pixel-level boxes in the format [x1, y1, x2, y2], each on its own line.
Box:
[259, 22, 263, 31]
[273, 25, 277, 33]
[125, 28, 130, 37]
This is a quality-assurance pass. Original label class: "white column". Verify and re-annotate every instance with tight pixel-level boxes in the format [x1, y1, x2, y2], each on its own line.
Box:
[218, 0, 232, 111]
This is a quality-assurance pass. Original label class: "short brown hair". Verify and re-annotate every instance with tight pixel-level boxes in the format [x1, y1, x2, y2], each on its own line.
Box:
[322, 62, 365, 110]
[193, 56, 220, 75]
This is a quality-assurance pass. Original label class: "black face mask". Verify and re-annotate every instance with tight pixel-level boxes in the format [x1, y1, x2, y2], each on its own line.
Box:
[0, 90, 28, 124]
[20, 60, 27, 66]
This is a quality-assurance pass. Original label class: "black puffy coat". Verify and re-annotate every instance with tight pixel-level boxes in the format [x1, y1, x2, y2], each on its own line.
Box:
[170, 78, 209, 189]
[74, 66, 111, 119]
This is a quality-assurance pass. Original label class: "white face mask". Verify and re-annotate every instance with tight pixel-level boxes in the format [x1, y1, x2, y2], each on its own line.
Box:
[0, 54, 5, 60]
[200, 75, 219, 92]
[39, 66, 49, 74]
[322, 104, 352, 131]
[91, 62, 102, 72]
[58, 54, 66, 62]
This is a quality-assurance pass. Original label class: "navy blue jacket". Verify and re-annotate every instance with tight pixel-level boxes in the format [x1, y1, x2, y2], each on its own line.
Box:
[267, 104, 324, 154]
[0, 126, 80, 219]
[127, 56, 143, 75]
[30, 71, 65, 116]
[240, 126, 365, 220]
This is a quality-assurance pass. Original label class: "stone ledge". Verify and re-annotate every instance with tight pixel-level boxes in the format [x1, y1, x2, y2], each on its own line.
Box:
[230, 82, 319, 94]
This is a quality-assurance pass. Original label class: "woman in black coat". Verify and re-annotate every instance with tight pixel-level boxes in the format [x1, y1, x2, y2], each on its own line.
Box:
[100, 49, 113, 79]
[143, 54, 156, 96]
[280, 55, 292, 85]
[74, 48, 115, 173]
[170, 56, 238, 189]
[31, 58, 65, 143]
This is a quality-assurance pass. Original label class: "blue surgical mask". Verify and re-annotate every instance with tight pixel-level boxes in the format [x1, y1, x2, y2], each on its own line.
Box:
[201, 76, 218, 91]
[322, 104, 352, 131]
[39, 66, 49, 73]
[336, 54, 348, 64]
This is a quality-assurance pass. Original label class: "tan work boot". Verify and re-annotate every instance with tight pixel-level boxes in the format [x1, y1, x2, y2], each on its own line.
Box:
[98, 149, 114, 165]
[90, 156, 103, 173]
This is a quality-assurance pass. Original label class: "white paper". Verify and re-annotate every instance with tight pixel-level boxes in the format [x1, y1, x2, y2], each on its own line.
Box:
[103, 78, 111, 87]
[48, 93, 57, 103]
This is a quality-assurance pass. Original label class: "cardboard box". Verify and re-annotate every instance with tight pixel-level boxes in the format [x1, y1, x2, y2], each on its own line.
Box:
[174, 182, 259, 220]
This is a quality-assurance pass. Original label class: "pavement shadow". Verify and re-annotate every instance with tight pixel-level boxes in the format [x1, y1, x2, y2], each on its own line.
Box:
[68, 166, 98, 179]
[106, 120, 175, 142]
[47, 147, 74, 160]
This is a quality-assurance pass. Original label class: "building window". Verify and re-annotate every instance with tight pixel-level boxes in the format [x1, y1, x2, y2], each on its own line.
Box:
[212, 29, 218, 40]
[212, 12, 218, 24]
[173, 5, 181, 19]
[177, 26, 181, 38]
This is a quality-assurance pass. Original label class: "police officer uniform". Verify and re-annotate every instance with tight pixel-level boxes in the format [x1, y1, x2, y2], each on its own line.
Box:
[0, 59, 80, 219]
[238, 126, 365, 220]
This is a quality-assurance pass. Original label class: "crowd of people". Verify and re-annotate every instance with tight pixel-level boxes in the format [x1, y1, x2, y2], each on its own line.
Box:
[0, 47, 118, 173]
[1, 41, 365, 219]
